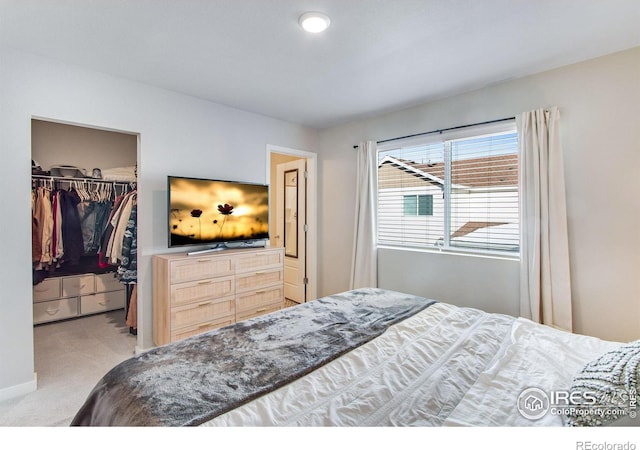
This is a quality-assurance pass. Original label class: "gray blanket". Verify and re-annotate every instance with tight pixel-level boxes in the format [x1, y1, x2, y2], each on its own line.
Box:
[71, 288, 434, 426]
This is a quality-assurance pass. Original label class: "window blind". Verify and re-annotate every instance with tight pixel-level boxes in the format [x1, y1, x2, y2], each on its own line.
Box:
[377, 127, 519, 255]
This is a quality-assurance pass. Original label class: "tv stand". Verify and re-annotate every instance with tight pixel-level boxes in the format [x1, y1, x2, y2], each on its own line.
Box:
[187, 240, 266, 256]
[187, 244, 227, 256]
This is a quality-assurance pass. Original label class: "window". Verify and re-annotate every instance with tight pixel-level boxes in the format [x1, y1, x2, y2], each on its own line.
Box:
[377, 123, 519, 255]
[403, 194, 433, 216]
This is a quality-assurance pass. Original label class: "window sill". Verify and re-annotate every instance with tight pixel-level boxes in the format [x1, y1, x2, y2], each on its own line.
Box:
[377, 244, 520, 262]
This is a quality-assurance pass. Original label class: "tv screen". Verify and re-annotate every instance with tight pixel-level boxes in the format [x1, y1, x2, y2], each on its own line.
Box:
[168, 176, 269, 248]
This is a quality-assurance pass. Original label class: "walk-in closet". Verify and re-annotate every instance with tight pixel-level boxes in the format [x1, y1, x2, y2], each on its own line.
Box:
[30, 119, 138, 395]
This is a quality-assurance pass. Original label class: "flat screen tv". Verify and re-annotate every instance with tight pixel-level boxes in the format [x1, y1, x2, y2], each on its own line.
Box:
[168, 176, 269, 250]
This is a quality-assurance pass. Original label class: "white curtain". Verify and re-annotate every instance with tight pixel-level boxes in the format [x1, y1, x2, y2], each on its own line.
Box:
[517, 107, 573, 331]
[350, 140, 378, 289]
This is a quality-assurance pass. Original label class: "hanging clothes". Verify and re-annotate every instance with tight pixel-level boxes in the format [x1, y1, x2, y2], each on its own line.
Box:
[108, 191, 136, 266]
[52, 191, 64, 262]
[78, 200, 113, 255]
[31, 189, 43, 265]
[98, 192, 126, 269]
[32, 186, 54, 268]
[125, 284, 138, 331]
[58, 188, 84, 267]
[31, 177, 134, 283]
[117, 202, 137, 284]
[97, 189, 138, 281]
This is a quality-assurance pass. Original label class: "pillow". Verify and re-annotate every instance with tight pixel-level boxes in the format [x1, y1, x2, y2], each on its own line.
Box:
[565, 340, 639, 426]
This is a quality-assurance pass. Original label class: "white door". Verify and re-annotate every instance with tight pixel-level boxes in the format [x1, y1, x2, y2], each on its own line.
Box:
[276, 159, 306, 303]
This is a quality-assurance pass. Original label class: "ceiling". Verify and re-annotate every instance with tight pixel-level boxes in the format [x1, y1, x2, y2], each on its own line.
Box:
[1, 0, 639, 129]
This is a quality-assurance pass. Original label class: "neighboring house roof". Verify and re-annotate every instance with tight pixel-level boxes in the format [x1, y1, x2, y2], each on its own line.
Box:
[450, 221, 509, 239]
[379, 154, 518, 189]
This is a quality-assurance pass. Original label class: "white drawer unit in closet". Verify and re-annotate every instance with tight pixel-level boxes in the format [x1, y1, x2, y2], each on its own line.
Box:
[32, 278, 62, 303]
[79, 273, 126, 316]
[33, 276, 84, 324]
[33, 272, 126, 325]
[95, 272, 125, 292]
[153, 247, 285, 345]
[33, 297, 79, 324]
[62, 274, 95, 297]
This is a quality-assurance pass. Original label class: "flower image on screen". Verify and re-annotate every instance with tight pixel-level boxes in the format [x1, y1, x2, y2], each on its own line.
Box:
[168, 176, 269, 247]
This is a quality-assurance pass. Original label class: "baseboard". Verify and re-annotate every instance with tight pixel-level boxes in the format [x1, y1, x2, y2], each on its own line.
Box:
[0, 373, 37, 402]
[134, 344, 146, 355]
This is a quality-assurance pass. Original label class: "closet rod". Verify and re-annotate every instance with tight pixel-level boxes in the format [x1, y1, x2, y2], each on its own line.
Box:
[32, 174, 135, 185]
[352, 116, 516, 149]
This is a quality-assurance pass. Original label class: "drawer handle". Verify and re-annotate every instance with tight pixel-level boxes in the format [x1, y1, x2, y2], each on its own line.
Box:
[197, 280, 213, 285]
[45, 308, 60, 315]
[198, 323, 212, 329]
[255, 271, 268, 275]
[99, 301, 106, 306]
[198, 301, 212, 307]
[197, 260, 210, 263]
[255, 290, 267, 294]
[255, 308, 267, 313]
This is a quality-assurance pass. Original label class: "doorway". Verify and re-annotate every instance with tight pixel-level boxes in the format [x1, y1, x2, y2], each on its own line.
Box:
[267, 145, 317, 304]
[30, 118, 139, 396]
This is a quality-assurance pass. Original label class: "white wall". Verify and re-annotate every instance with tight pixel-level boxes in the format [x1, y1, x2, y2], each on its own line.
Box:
[31, 119, 138, 174]
[0, 48, 318, 398]
[318, 47, 640, 343]
[378, 248, 519, 317]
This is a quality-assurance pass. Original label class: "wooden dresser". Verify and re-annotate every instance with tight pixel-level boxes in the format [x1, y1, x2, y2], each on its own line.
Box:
[152, 247, 285, 345]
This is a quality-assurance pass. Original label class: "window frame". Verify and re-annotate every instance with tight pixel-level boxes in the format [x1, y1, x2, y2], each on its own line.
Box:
[376, 121, 519, 259]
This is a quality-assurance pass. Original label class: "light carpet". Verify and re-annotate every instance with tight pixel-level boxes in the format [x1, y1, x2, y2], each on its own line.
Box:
[0, 310, 136, 427]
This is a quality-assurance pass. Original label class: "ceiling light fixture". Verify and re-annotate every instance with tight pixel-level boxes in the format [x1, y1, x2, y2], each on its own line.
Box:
[299, 12, 331, 33]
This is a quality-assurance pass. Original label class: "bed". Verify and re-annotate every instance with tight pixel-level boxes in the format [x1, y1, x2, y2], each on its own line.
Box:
[70, 288, 639, 427]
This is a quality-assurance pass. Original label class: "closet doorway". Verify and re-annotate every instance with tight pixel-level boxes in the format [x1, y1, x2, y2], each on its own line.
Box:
[267, 145, 317, 305]
[31, 119, 139, 400]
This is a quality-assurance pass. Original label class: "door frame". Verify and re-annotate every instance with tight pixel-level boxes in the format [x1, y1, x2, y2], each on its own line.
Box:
[266, 144, 317, 302]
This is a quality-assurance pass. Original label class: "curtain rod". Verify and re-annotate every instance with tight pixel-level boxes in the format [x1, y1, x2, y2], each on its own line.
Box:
[352, 116, 516, 149]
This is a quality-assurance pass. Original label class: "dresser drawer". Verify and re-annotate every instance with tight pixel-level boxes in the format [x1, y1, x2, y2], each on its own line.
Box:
[236, 268, 284, 293]
[235, 250, 283, 273]
[169, 257, 233, 284]
[33, 298, 78, 324]
[236, 303, 281, 322]
[33, 278, 61, 303]
[170, 296, 235, 329]
[95, 272, 123, 293]
[170, 275, 234, 307]
[62, 274, 94, 297]
[236, 286, 284, 315]
[80, 291, 125, 315]
[171, 316, 234, 342]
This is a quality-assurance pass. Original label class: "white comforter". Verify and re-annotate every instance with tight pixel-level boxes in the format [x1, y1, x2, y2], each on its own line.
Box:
[203, 302, 620, 426]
